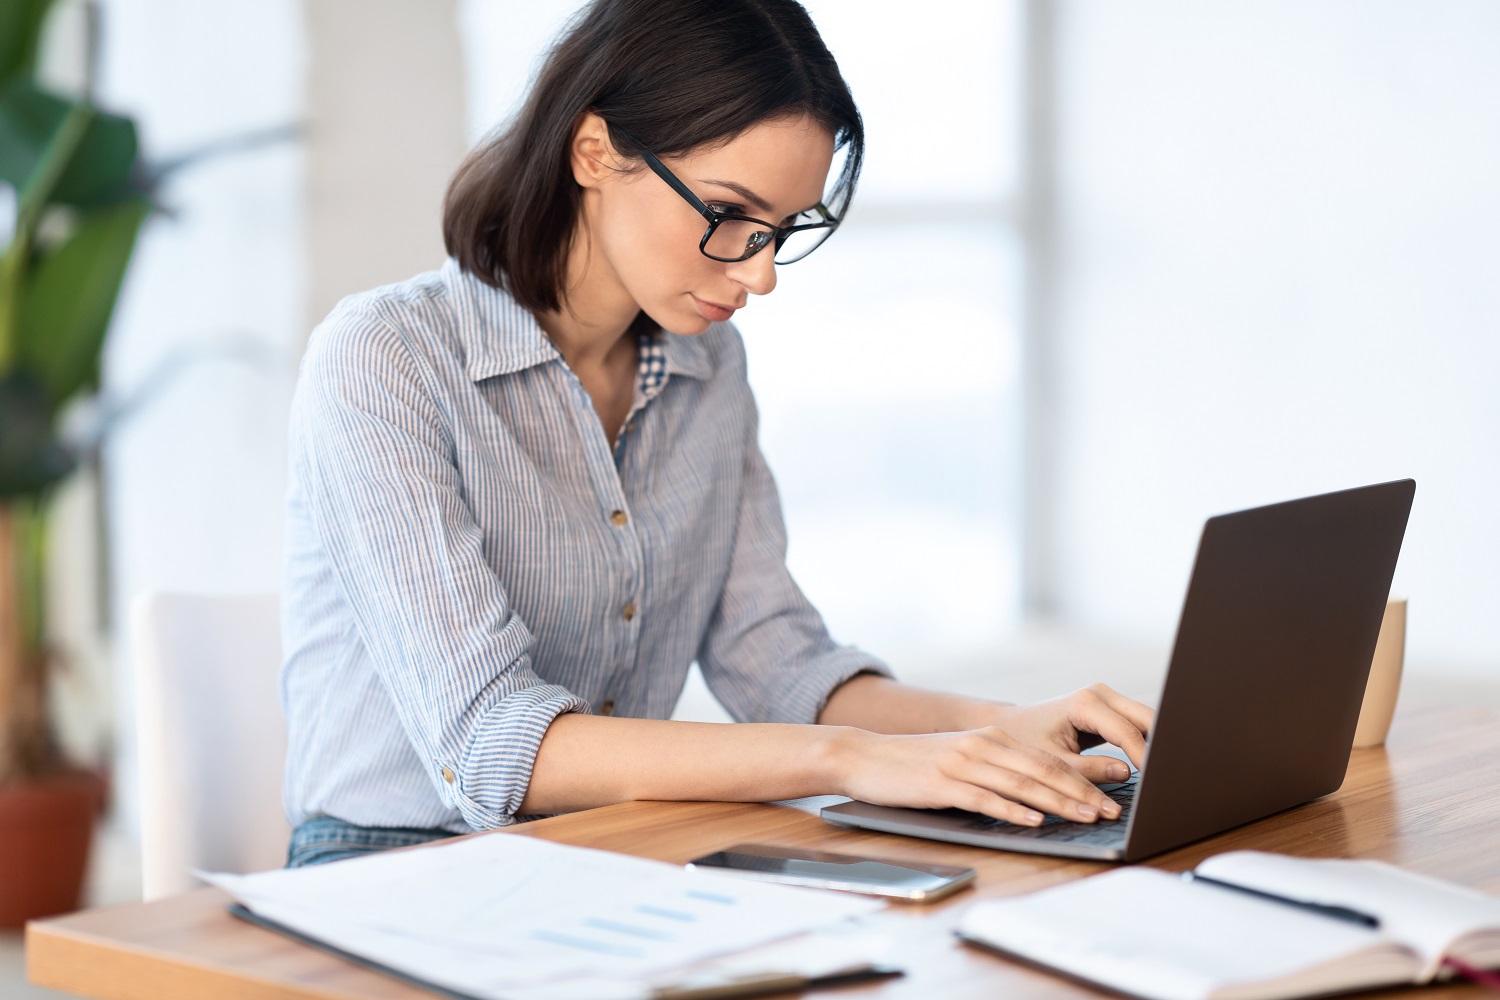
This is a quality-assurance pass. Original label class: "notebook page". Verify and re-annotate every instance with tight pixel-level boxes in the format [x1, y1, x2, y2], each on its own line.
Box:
[957, 868, 1412, 1000]
[1197, 851, 1500, 979]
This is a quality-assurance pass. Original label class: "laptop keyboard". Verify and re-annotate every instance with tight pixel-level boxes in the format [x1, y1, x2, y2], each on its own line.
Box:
[961, 778, 1138, 847]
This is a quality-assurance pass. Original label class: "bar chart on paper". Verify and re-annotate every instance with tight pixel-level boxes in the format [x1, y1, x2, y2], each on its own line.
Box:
[204, 832, 884, 999]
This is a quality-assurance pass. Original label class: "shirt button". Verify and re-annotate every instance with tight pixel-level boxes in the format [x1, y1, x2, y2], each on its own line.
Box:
[600, 700, 616, 716]
[622, 602, 637, 622]
[610, 510, 628, 527]
[440, 766, 455, 784]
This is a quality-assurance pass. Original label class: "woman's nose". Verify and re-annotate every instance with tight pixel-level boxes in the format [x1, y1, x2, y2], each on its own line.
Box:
[725, 246, 777, 296]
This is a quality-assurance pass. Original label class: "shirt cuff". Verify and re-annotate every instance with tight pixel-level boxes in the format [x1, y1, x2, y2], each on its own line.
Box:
[439, 683, 588, 830]
[765, 645, 895, 726]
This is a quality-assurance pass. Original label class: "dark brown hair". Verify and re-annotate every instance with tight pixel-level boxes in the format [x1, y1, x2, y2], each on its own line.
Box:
[442, 0, 865, 314]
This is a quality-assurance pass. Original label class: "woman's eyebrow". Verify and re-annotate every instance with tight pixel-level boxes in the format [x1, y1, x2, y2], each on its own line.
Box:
[697, 178, 774, 214]
[698, 178, 823, 218]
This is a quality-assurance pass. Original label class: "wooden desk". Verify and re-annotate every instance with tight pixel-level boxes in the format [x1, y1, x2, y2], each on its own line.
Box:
[28, 704, 1500, 999]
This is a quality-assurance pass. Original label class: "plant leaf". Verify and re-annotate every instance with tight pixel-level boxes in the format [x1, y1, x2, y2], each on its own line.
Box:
[0, 80, 138, 207]
[16, 195, 149, 404]
[0, 0, 55, 81]
[0, 369, 73, 497]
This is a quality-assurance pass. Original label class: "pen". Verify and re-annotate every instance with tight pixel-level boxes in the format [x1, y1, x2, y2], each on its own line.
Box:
[1181, 872, 1381, 929]
[651, 964, 904, 1000]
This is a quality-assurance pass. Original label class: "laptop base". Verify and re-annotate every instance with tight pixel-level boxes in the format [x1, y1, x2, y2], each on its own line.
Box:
[821, 778, 1135, 861]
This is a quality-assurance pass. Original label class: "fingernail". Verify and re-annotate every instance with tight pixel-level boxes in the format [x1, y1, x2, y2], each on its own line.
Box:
[1109, 763, 1129, 780]
[1102, 801, 1121, 818]
[1025, 810, 1045, 825]
[1077, 804, 1097, 820]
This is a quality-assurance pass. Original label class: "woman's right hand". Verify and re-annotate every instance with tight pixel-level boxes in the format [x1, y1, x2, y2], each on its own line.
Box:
[830, 726, 1124, 827]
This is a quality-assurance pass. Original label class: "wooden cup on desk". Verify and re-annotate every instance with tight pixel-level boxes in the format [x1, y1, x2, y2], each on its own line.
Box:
[1352, 598, 1407, 749]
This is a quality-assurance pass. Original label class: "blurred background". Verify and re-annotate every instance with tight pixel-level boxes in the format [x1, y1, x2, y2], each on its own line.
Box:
[3, 0, 1498, 993]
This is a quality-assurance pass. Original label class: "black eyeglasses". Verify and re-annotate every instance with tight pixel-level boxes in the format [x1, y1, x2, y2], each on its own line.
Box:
[613, 128, 840, 264]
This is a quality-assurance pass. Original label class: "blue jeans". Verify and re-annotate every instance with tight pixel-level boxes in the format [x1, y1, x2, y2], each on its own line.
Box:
[286, 815, 458, 868]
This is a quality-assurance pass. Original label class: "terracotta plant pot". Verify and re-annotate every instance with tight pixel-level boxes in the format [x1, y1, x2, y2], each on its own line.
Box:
[0, 768, 107, 927]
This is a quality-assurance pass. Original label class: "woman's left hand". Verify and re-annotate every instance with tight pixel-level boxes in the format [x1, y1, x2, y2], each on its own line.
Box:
[980, 684, 1154, 785]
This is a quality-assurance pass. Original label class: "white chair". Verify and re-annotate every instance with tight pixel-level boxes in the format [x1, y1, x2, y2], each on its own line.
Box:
[132, 592, 289, 900]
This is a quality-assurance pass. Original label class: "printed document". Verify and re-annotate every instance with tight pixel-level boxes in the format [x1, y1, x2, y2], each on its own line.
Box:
[204, 831, 883, 999]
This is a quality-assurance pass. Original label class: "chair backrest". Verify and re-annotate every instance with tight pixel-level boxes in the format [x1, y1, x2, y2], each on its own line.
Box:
[132, 592, 288, 900]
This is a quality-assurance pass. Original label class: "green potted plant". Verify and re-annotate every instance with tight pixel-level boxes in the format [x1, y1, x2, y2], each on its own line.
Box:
[1, 0, 297, 923]
[0, 0, 148, 925]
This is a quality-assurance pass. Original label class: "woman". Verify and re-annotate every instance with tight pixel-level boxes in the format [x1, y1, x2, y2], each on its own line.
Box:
[281, 0, 1153, 868]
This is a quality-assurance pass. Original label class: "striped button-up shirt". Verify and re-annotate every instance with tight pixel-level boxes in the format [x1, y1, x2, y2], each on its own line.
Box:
[281, 259, 890, 833]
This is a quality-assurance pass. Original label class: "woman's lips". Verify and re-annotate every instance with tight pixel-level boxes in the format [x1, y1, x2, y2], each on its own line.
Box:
[691, 295, 737, 323]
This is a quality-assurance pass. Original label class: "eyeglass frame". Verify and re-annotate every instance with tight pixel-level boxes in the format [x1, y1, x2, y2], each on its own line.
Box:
[610, 127, 841, 264]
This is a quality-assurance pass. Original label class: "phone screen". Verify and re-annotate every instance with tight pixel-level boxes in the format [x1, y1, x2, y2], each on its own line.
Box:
[687, 844, 976, 901]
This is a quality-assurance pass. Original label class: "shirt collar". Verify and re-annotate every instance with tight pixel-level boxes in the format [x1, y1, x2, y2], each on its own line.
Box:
[447, 258, 716, 384]
[449, 259, 561, 382]
[659, 328, 713, 381]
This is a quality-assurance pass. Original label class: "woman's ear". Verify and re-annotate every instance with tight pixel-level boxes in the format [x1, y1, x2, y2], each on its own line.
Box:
[570, 111, 621, 189]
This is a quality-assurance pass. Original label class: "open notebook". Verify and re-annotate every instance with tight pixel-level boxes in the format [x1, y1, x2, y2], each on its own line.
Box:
[957, 851, 1500, 1000]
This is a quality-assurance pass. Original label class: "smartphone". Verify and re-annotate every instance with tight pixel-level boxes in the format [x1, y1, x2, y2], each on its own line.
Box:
[686, 843, 976, 902]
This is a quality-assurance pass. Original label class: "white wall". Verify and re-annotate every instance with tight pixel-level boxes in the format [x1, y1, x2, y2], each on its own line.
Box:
[304, 0, 466, 326]
[98, 0, 306, 834]
[1050, 1, 1500, 676]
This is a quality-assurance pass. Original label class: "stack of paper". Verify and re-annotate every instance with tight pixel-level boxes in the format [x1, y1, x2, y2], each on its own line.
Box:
[205, 832, 885, 999]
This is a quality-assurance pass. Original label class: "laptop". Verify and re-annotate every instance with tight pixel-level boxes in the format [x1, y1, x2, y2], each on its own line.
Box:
[822, 479, 1416, 862]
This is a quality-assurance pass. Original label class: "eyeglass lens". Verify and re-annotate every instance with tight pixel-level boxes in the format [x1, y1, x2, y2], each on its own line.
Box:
[704, 218, 835, 264]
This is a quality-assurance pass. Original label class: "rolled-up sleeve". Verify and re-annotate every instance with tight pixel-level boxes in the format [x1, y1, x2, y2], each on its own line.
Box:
[291, 307, 586, 829]
[694, 398, 893, 725]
